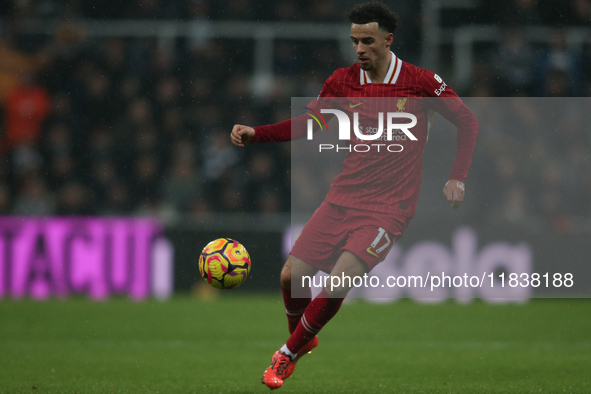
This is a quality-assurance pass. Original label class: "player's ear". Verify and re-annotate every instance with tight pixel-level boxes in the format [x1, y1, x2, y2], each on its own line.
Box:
[384, 32, 393, 47]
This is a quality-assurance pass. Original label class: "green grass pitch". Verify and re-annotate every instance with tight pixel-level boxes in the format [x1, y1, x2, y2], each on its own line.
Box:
[1, 295, 590, 393]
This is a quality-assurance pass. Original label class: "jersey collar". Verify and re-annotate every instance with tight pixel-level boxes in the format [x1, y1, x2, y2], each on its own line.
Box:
[359, 51, 402, 85]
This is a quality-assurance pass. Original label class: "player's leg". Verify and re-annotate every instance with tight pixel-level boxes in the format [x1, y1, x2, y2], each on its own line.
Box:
[264, 210, 408, 388]
[280, 256, 320, 376]
[282, 220, 401, 358]
[263, 255, 320, 389]
[324, 250, 369, 298]
[263, 253, 356, 390]
[280, 202, 345, 333]
[263, 202, 348, 389]
[280, 255, 318, 334]
[283, 251, 367, 356]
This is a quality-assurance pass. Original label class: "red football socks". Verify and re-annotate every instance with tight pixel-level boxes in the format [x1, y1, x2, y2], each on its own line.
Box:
[285, 289, 343, 354]
[282, 285, 311, 334]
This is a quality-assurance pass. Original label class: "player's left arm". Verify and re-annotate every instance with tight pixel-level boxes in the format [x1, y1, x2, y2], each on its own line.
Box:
[421, 70, 479, 210]
[443, 179, 465, 210]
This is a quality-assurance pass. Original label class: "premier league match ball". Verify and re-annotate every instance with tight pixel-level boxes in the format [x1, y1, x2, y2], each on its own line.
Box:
[199, 238, 251, 289]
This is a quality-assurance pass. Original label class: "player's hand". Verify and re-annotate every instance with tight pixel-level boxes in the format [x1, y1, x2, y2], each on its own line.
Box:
[443, 180, 465, 210]
[230, 124, 255, 147]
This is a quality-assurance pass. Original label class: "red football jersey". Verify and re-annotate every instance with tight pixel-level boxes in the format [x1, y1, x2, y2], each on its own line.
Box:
[253, 52, 478, 217]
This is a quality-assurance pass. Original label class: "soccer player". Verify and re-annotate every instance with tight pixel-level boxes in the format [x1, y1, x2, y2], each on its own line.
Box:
[230, 2, 478, 390]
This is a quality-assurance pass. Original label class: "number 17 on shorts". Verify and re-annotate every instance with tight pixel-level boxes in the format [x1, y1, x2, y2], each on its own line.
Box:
[367, 227, 394, 260]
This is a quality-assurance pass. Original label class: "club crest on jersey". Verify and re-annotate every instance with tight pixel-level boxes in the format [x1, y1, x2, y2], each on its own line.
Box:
[396, 98, 407, 112]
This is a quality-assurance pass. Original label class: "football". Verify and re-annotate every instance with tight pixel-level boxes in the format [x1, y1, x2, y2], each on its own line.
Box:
[199, 238, 251, 289]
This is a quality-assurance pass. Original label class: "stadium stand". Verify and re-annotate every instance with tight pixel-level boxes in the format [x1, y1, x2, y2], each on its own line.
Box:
[0, 0, 590, 234]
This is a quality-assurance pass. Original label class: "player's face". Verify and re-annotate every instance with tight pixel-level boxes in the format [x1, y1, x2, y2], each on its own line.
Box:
[350, 22, 393, 71]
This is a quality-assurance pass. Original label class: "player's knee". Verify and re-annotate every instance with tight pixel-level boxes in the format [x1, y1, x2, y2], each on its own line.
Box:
[324, 282, 350, 299]
[323, 273, 353, 298]
[280, 257, 292, 290]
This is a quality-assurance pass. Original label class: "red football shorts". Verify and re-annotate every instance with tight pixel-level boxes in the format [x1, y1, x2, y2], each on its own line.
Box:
[291, 202, 412, 273]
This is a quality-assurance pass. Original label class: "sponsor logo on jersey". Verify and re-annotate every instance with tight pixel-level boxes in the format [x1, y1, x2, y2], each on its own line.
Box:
[434, 82, 447, 96]
[356, 125, 409, 142]
[434, 74, 443, 83]
[349, 102, 363, 108]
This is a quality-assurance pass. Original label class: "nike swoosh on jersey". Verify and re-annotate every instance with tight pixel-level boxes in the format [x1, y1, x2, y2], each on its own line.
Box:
[349, 102, 363, 108]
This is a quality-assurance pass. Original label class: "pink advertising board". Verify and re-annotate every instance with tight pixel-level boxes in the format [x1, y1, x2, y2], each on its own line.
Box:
[0, 217, 165, 300]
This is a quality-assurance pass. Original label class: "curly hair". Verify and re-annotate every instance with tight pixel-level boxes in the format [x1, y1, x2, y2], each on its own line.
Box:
[347, 2, 400, 34]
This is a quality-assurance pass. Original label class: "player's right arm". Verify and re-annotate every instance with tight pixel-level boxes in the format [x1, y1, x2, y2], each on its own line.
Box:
[230, 71, 339, 146]
[230, 124, 255, 147]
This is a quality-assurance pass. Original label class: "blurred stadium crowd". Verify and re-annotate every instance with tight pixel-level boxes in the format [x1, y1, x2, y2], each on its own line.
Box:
[0, 0, 590, 233]
[1, 0, 590, 24]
